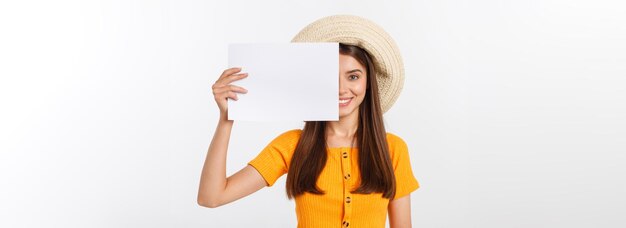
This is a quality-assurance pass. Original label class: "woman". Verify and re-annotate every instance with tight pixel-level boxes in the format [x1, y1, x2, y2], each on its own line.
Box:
[198, 15, 419, 228]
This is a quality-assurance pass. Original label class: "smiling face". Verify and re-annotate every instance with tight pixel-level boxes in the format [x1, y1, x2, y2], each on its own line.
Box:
[338, 53, 367, 119]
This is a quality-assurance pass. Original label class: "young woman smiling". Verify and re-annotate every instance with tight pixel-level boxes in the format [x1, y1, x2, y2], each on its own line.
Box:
[198, 15, 420, 228]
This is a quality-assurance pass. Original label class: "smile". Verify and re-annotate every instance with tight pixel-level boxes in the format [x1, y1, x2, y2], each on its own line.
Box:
[339, 98, 352, 107]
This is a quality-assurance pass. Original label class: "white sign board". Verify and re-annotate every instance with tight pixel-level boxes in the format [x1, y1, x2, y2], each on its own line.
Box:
[227, 43, 339, 121]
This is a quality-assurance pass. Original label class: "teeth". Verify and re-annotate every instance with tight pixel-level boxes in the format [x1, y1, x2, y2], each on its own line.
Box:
[339, 98, 351, 104]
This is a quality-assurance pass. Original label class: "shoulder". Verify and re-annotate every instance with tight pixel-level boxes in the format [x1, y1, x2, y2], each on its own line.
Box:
[385, 132, 408, 148]
[385, 132, 409, 159]
[278, 128, 302, 140]
[268, 128, 303, 147]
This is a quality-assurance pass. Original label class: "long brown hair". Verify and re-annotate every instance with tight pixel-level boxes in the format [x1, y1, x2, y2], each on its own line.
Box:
[286, 43, 396, 199]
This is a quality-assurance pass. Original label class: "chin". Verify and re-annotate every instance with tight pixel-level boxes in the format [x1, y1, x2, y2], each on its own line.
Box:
[338, 108, 358, 119]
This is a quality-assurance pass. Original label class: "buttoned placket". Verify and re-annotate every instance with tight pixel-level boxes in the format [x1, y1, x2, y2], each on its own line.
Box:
[341, 148, 352, 227]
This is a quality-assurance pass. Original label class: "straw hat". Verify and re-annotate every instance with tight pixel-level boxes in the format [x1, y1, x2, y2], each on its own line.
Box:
[291, 15, 405, 113]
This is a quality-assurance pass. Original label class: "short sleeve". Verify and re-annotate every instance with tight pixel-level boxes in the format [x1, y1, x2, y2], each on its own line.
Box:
[387, 133, 420, 200]
[248, 129, 301, 187]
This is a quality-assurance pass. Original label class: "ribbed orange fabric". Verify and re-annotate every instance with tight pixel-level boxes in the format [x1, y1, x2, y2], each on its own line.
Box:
[248, 129, 420, 228]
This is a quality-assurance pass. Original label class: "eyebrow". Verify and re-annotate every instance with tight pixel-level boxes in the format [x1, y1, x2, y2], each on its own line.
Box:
[345, 69, 363, 74]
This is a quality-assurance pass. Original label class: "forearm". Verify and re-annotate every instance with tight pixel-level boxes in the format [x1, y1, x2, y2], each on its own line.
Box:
[197, 114, 234, 207]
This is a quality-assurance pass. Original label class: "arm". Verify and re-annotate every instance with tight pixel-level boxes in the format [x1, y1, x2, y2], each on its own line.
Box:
[197, 117, 267, 208]
[388, 194, 412, 228]
[197, 67, 266, 208]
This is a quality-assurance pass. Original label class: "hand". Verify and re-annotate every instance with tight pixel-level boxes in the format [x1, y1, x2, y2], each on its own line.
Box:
[211, 67, 248, 118]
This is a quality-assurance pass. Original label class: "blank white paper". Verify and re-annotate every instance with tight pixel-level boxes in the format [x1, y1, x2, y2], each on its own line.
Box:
[227, 43, 339, 121]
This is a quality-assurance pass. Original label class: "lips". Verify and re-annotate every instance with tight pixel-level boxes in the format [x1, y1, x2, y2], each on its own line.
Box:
[339, 98, 352, 107]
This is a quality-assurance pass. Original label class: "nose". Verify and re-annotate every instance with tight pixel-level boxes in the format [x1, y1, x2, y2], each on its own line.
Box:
[338, 76, 348, 95]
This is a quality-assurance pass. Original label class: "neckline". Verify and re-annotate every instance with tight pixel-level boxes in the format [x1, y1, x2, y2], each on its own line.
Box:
[327, 147, 358, 150]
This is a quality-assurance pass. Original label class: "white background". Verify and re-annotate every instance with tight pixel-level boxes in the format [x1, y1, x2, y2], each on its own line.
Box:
[1, 0, 625, 227]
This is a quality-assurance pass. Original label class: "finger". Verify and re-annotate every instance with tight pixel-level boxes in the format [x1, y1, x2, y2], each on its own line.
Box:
[227, 85, 248, 94]
[214, 72, 247, 85]
[211, 83, 223, 90]
[213, 85, 236, 95]
[213, 84, 248, 96]
[218, 67, 242, 81]
[221, 73, 248, 85]
[226, 91, 239, 101]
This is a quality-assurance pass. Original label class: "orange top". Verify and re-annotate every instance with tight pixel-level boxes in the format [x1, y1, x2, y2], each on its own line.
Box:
[248, 129, 420, 228]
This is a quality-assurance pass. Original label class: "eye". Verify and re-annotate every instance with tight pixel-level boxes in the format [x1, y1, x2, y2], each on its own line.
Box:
[349, 75, 359, 80]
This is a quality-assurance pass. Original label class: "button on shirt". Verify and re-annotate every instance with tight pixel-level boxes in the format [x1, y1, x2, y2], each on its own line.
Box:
[248, 129, 420, 228]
